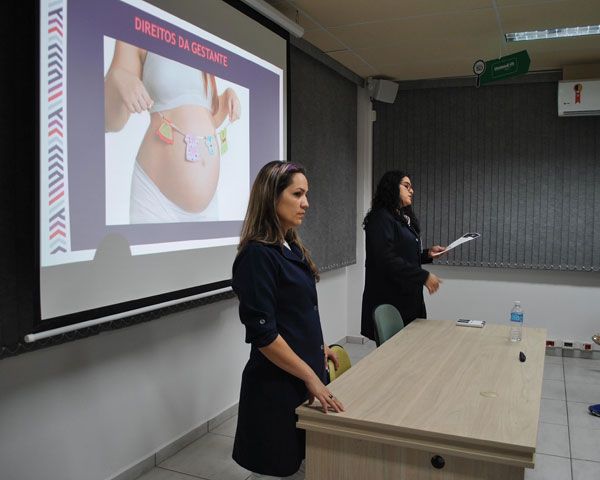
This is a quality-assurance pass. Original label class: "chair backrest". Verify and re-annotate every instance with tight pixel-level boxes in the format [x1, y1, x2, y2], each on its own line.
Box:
[373, 304, 404, 347]
[327, 344, 352, 382]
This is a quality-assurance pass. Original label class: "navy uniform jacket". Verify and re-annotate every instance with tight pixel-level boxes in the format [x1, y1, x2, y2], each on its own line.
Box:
[231, 240, 326, 477]
[360, 208, 432, 341]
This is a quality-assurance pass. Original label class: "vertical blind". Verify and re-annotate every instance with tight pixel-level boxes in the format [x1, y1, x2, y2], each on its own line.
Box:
[373, 81, 600, 271]
[290, 45, 357, 272]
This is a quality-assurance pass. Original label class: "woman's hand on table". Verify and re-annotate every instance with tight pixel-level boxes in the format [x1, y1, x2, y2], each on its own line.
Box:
[305, 374, 344, 414]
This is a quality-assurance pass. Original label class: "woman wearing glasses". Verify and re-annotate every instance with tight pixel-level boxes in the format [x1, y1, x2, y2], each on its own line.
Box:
[361, 170, 446, 342]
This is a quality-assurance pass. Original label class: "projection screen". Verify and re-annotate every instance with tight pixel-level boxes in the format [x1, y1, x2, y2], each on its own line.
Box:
[38, 0, 286, 323]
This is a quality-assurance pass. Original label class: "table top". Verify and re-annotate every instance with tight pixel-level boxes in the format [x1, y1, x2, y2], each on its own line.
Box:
[297, 319, 547, 467]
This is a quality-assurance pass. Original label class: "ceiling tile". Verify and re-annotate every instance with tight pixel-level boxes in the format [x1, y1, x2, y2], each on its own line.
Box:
[327, 9, 499, 50]
[350, 64, 379, 79]
[526, 51, 569, 71]
[499, 0, 600, 33]
[507, 35, 600, 55]
[356, 36, 503, 67]
[327, 50, 373, 69]
[558, 48, 600, 67]
[268, 0, 600, 81]
[301, 29, 347, 53]
[288, 0, 493, 27]
[265, 1, 320, 30]
[496, 0, 571, 5]
[381, 57, 478, 81]
[325, 51, 377, 78]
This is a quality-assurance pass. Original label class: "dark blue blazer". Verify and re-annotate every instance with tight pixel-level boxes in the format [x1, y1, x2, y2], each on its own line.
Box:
[232, 241, 326, 477]
[361, 208, 432, 341]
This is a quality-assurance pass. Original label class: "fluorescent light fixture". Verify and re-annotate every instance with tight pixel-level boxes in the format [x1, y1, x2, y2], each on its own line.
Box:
[239, 0, 304, 38]
[505, 25, 600, 42]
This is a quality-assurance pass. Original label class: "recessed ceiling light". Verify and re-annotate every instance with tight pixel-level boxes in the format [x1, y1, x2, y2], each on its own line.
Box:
[505, 25, 600, 42]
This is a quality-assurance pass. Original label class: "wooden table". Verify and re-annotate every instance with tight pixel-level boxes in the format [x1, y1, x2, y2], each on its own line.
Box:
[296, 319, 546, 479]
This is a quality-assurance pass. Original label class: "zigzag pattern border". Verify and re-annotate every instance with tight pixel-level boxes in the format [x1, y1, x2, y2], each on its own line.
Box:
[46, 1, 67, 255]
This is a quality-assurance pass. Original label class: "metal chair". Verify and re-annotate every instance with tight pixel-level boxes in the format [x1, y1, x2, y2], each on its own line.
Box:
[373, 304, 404, 347]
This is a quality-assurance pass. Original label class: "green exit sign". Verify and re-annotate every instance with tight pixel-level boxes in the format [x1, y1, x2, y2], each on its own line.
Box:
[479, 50, 530, 85]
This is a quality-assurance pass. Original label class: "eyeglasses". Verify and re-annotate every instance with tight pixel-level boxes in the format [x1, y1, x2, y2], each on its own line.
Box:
[399, 182, 414, 191]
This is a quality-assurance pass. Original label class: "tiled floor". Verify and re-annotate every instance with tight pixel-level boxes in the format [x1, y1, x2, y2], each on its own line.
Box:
[137, 342, 600, 480]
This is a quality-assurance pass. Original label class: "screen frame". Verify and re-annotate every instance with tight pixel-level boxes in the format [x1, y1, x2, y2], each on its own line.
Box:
[33, 0, 291, 334]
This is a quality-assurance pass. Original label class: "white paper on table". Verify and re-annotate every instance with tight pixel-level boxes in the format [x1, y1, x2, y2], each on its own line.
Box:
[432, 232, 481, 256]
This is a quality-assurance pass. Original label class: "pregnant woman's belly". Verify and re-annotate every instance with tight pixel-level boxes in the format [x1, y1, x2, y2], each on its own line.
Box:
[137, 105, 220, 213]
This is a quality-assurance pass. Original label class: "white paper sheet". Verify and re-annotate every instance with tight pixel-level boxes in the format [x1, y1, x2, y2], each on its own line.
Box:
[432, 232, 480, 256]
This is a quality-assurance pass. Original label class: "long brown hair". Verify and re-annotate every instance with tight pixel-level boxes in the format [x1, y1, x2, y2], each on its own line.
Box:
[238, 161, 319, 281]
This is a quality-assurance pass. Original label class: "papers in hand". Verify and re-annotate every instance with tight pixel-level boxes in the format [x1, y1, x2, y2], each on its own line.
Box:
[432, 233, 480, 257]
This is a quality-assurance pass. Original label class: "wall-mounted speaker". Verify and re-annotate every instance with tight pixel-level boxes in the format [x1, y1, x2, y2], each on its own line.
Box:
[367, 78, 399, 103]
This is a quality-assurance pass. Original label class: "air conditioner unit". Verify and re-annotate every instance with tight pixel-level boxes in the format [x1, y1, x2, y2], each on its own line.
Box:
[558, 79, 600, 116]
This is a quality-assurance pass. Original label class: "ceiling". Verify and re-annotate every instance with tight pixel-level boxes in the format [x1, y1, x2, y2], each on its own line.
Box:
[266, 0, 600, 81]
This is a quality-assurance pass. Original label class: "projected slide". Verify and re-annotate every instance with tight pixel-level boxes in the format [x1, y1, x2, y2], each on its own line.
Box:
[104, 38, 250, 226]
[38, 0, 285, 321]
[40, 0, 283, 267]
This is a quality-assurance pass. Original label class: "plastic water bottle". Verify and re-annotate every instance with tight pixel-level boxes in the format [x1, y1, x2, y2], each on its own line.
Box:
[510, 301, 524, 342]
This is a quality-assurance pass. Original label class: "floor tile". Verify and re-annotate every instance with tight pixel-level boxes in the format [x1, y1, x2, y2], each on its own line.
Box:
[539, 398, 568, 426]
[137, 467, 203, 480]
[348, 355, 367, 367]
[525, 453, 572, 480]
[156, 424, 208, 465]
[542, 379, 566, 401]
[536, 422, 570, 457]
[543, 363, 565, 381]
[159, 432, 250, 480]
[211, 415, 237, 438]
[572, 459, 600, 480]
[567, 402, 600, 430]
[563, 357, 600, 367]
[209, 405, 238, 432]
[341, 341, 376, 362]
[544, 353, 564, 364]
[570, 426, 600, 462]
[565, 380, 600, 404]
[564, 364, 600, 385]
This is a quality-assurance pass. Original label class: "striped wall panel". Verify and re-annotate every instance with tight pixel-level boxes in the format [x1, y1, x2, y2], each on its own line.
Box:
[373, 81, 600, 271]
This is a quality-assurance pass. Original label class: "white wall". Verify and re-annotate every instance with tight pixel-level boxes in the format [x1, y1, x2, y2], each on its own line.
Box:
[0, 269, 350, 480]
[0, 299, 244, 480]
[345, 86, 374, 338]
[426, 264, 600, 345]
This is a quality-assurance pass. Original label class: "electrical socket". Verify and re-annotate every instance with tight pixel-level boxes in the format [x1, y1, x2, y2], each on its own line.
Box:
[562, 340, 574, 349]
[577, 342, 593, 351]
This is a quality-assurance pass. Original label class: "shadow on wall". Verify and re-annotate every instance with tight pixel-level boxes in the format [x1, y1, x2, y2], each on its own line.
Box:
[430, 265, 600, 288]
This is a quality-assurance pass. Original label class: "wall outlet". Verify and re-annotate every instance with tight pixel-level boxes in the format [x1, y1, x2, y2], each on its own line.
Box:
[562, 340, 574, 349]
[577, 342, 593, 351]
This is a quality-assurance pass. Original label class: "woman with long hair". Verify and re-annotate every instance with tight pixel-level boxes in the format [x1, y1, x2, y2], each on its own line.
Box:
[232, 161, 344, 479]
[361, 170, 446, 342]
